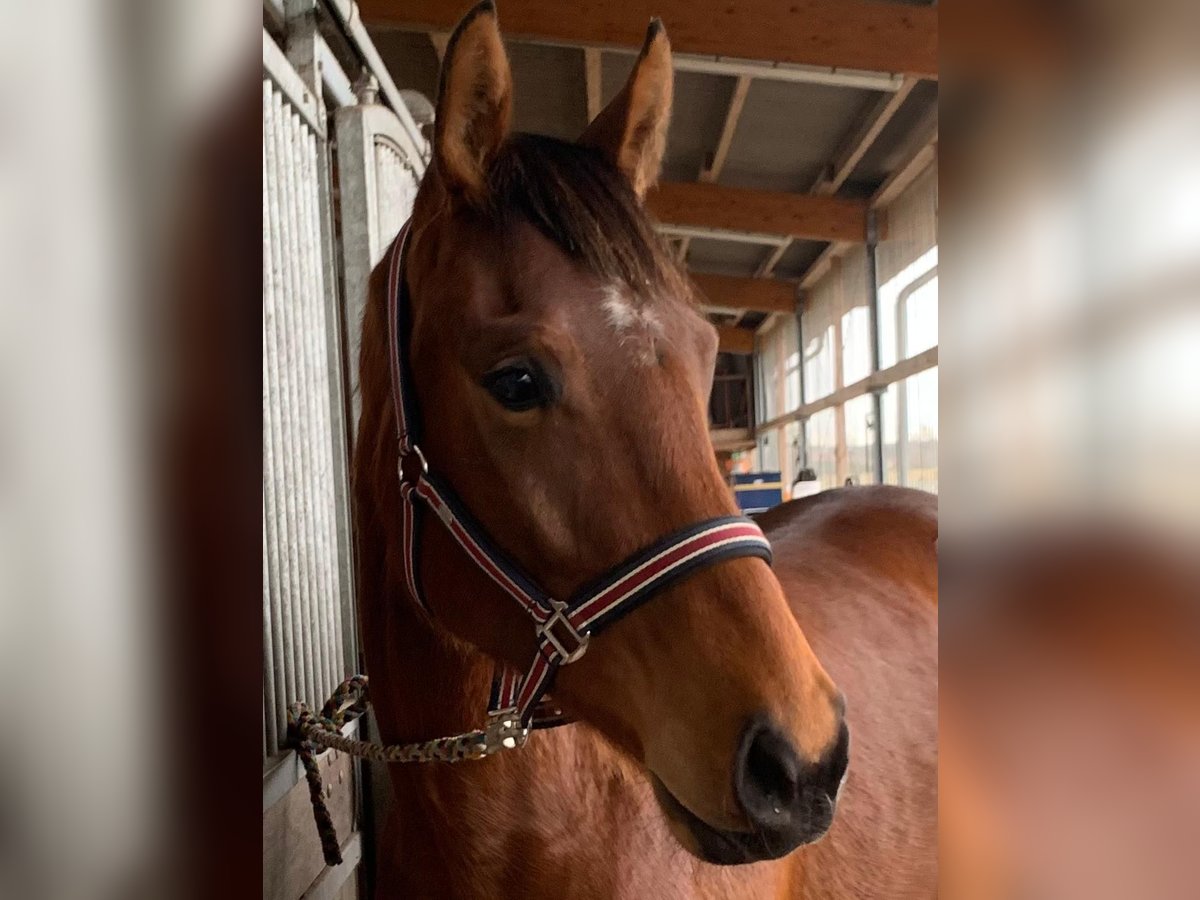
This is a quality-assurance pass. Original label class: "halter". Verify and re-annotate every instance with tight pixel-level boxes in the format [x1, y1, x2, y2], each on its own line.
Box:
[386, 220, 773, 731]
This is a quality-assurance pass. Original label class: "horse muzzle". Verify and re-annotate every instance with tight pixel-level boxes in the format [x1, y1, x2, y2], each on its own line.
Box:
[652, 718, 850, 865]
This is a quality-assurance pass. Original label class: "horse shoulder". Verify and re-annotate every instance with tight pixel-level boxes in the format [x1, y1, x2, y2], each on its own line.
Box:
[759, 487, 939, 898]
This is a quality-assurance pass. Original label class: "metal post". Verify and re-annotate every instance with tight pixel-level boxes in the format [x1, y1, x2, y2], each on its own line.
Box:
[750, 349, 760, 433]
[866, 211, 885, 483]
[794, 301, 809, 470]
[284, 0, 326, 133]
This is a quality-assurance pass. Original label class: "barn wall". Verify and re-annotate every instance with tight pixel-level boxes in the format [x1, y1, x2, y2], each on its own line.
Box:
[750, 160, 938, 494]
[878, 163, 938, 288]
[262, 9, 428, 897]
[262, 67, 348, 759]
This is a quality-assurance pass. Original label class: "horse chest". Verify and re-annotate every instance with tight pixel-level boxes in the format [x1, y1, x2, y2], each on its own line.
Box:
[380, 740, 791, 900]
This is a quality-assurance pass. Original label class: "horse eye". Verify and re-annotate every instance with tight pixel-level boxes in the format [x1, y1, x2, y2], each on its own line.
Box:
[482, 364, 546, 411]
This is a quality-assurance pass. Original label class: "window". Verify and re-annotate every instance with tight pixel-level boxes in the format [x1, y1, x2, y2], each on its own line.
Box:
[880, 246, 938, 368]
[843, 393, 877, 485]
[902, 270, 938, 358]
[806, 408, 839, 489]
[756, 329, 780, 423]
[803, 325, 836, 403]
[882, 367, 939, 493]
[756, 429, 780, 472]
[784, 343, 801, 413]
[842, 305, 872, 386]
[754, 316, 800, 423]
[781, 420, 801, 494]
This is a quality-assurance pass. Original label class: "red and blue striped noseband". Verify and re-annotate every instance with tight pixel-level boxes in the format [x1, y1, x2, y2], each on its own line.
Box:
[386, 221, 773, 729]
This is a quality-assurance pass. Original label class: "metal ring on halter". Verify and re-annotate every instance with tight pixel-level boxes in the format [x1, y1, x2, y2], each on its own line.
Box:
[537, 598, 590, 664]
[398, 442, 429, 487]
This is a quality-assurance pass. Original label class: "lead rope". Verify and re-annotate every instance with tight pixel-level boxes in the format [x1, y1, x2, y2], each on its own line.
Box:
[287, 675, 529, 866]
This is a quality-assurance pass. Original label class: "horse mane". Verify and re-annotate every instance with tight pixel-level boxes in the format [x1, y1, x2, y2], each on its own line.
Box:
[484, 132, 685, 298]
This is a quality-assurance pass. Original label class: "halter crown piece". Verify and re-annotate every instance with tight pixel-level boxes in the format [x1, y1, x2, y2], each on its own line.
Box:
[386, 220, 773, 734]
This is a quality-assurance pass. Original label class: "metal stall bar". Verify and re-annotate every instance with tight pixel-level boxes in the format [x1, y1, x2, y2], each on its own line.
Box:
[264, 76, 305, 740]
[866, 210, 884, 484]
[283, 34, 319, 713]
[265, 24, 357, 749]
[293, 104, 334, 703]
[289, 0, 359, 695]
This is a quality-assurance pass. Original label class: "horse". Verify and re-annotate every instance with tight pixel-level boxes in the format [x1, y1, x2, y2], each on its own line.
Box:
[351, 4, 937, 896]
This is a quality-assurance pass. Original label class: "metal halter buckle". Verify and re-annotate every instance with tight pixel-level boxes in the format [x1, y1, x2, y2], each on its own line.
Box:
[538, 599, 590, 664]
[397, 442, 428, 486]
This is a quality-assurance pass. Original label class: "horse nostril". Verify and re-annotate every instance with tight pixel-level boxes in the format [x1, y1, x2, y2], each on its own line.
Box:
[735, 718, 801, 825]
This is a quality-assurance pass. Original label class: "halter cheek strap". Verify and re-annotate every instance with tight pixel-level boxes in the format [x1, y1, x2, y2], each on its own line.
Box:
[386, 221, 773, 728]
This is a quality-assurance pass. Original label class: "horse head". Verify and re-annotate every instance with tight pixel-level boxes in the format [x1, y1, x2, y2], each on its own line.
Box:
[395, 1, 848, 864]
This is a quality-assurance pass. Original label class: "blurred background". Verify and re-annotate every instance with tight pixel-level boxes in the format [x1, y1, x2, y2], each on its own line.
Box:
[941, 0, 1200, 897]
[0, 0, 1195, 897]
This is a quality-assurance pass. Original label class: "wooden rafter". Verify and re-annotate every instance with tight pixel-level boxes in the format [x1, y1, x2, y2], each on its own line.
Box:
[690, 272, 796, 315]
[716, 325, 755, 354]
[676, 236, 692, 265]
[362, 0, 937, 78]
[701, 75, 751, 184]
[755, 242, 791, 278]
[799, 242, 848, 290]
[647, 182, 868, 244]
[813, 77, 918, 197]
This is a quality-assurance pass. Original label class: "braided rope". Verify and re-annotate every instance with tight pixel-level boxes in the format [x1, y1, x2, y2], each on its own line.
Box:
[286, 675, 529, 866]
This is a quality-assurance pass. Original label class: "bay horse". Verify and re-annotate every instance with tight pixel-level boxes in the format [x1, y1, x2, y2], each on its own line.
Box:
[352, 4, 937, 896]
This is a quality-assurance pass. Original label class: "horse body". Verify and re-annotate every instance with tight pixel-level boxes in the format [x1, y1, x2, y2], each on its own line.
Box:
[351, 4, 936, 896]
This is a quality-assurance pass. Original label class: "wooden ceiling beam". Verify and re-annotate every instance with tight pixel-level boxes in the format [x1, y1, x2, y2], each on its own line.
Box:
[716, 325, 755, 355]
[813, 77, 919, 197]
[362, 0, 937, 79]
[701, 75, 751, 184]
[690, 272, 797, 315]
[755, 242, 791, 278]
[648, 181, 868, 244]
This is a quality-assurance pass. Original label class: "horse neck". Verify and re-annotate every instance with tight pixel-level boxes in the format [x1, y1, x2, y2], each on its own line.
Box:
[368, 586, 497, 745]
[353, 289, 498, 744]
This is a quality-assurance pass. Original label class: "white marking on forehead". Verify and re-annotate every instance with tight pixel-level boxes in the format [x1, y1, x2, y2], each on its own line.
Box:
[601, 283, 662, 365]
[602, 286, 637, 330]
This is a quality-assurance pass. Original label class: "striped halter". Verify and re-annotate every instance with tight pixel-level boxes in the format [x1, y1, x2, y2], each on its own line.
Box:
[386, 221, 773, 731]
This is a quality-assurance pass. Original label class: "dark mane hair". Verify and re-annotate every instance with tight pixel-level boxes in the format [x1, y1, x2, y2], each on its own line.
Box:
[485, 132, 683, 296]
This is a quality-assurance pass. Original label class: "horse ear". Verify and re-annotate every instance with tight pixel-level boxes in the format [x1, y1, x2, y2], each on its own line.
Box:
[578, 20, 673, 199]
[434, 1, 512, 206]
